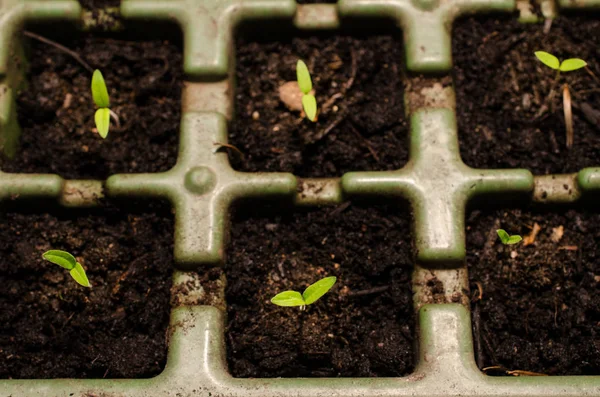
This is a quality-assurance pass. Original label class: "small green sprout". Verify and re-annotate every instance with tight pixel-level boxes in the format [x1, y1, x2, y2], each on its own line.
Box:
[91, 69, 111, 139]
[534, 51, 587, 73]
[271, 276, 336, 309]
[296, 60, 318, 122]
[534, 51, 588, 148]
[496, 229, 522, 245]
[42, 250, 91, 288]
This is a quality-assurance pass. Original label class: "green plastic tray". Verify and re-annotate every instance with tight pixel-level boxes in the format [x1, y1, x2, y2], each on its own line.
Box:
[2, 0, 600, 396]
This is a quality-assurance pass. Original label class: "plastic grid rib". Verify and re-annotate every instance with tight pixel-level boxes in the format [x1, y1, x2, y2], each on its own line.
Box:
[2, 0, 600, 396]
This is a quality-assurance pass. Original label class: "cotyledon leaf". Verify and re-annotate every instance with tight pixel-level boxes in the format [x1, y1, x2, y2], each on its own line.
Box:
[95, 108, 110, 138]
[70, 262, 91, 288]
[560, 58, 587, 72]
[91, 69, 110, 108]
[296, 60, 313, 94]
[271, 291, 305, 307]
[302, 94, 317, 122]
[535, 51, 560, 70]
[303, 276, 336, 305]
[42, 250, 77, 270]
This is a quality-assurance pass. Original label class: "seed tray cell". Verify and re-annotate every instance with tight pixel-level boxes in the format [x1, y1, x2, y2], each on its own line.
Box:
[0, 203, 174, 380]
[1, 0, 600, 396]
[2, 32, 182, 179]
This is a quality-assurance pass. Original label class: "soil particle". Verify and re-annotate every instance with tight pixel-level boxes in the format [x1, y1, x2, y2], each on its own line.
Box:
[0, 202, 174, 379]
[226, 203, 415, 377]
[467, 208, 600, 375]
[453, 17, 600, 174]
[3, 33, 182, 179]
[230, 34, 408, 177]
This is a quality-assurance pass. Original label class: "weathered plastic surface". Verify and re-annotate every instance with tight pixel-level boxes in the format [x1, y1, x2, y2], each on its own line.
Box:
[1, 0, 600, 396]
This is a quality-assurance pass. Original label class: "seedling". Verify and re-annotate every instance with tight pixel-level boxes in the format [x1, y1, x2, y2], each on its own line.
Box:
[297, 60, 318, 122]
[534, 51, 587, 76]
[271, 276, 336, 310]
[91, 69, 111, 139]
[42, 250, 91, 288]
[534, 51, 587, 148]
[496, 229, 522, 245]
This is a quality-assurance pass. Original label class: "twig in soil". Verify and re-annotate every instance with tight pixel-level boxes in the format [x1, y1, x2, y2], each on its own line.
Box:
[558, 245, 578, 251]
[482, 366, 547, 376]
[112, 268, 131, 295]
[482, 322, 499, 364]
[578, 102, 600, 130]
[328, 201, 351, 217]
[321, 92, 343, 114]
[473, 303, 485, 369]
[345, 49, 358, 91]
[483, 219, 501, 261]
[60, 312, 76, 331]
[534, 71, 562, 119]
[214, 142, 245, 161]
[347, 285, 389, 297]
[563, 84, 574, 148]
[348, 122, 380, 163]
[585, 66, 600, 84]
[23, 31, 94, 73]
[472, 281, 484, 302]
[507, 369, 548, 376]
[482, 365, 506, 373]
[312, 114, 346, 143]
[575, 88, 600, 96]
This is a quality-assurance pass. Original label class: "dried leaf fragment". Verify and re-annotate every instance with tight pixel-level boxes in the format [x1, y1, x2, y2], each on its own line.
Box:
[523, 223, 541, 246]
[551, 225, 564, 243]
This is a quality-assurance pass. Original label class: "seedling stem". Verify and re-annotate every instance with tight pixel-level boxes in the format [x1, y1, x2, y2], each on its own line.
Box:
[534, 51, 588, 148]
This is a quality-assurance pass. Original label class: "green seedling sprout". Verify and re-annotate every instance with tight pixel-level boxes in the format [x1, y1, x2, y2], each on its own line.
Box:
[42, 250, 91, 288]
[271, 276, 336, 310]
[296, 60, 318, 122]
[91, 69, 111, 139]
[534, 51, 587, 148]
[534, 51, 587, 75]
[496, 229, 522, 245]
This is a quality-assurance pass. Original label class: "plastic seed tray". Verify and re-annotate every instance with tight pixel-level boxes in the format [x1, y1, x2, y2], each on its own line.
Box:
[2, 0, 600, 396]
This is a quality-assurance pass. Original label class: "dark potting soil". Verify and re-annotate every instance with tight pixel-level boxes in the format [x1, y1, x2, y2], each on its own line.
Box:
[79, 0, 120, 8]
[230, 34, 408, 177]
[467, 208, 600, 375]
[0, 202, 174, 379]
[2, 33, 182, 179]
[453, 17, 600, 175]
[226, 203, 415, 377]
